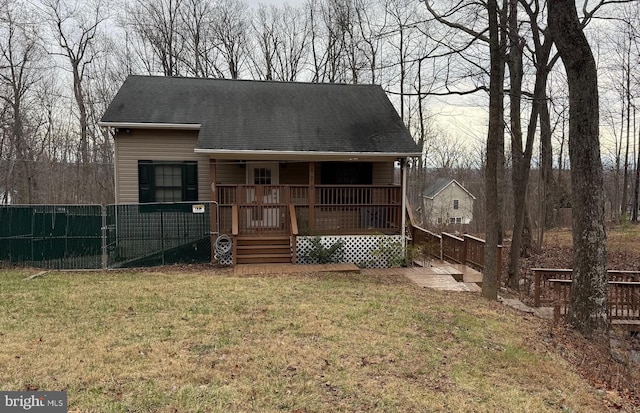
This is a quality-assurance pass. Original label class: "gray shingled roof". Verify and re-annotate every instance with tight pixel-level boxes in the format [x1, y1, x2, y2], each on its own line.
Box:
[100, 75, 420, 155]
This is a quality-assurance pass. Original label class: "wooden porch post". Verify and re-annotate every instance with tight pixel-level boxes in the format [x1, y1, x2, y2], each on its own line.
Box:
[210, 159, 217, 263]
[309, 162, 315, 231]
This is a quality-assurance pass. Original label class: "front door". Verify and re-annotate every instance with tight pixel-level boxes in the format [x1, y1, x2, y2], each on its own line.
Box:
[246, 163, 280, 228]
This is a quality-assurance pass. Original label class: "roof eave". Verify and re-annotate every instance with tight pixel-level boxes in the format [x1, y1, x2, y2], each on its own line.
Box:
[194, 148, 421, 160]
[98, 121, 202, 130]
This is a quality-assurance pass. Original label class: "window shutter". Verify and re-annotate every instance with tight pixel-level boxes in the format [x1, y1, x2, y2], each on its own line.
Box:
[138, 161, 154, 203]
[182, 162, 198, 201]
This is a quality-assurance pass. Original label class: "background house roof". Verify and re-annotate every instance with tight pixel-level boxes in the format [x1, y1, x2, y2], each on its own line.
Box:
[101, 75, 420, 155]
[424, 178, 476, 200]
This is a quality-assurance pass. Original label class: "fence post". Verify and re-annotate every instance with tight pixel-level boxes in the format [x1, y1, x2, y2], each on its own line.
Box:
[497, 245, 503, 284]
[101, 205, 107, 269]
[462, 235, 468, 266]
[553, 281, 560, 321]
[534, 271, 541, 307]
[160, 209, 165, 265]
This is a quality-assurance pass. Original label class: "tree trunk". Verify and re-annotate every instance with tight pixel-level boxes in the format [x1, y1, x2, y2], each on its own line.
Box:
[539, 84, 555, 228]
[633, 108, 640, 222]
[482, 0, 505, 300]
[507, 0, 525, 290]
[548, 0, 608, 339]
[621, 45, 631, 220]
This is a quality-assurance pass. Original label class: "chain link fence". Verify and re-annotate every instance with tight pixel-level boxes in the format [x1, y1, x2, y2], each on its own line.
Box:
[0, 202, 215, 269]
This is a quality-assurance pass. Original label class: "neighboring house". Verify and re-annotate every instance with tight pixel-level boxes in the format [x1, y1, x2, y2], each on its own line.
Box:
[100, 75, 420, 265]
[423, 178, 475, 227]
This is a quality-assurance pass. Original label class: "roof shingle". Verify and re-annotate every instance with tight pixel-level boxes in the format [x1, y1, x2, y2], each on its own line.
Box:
[101, 75, 420, 155]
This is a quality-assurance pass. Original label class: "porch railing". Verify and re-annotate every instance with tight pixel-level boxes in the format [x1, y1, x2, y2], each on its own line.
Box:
[442, 232, 501, 276]
[532, 268, 640, 307]
[217, 184, 402, 236]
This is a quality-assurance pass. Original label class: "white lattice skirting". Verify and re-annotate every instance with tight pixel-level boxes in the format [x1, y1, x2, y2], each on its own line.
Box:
[296, 235, 405, 268]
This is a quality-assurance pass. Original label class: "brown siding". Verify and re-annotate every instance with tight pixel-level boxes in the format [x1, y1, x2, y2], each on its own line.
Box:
[280, 162, 309, 185]
[372, 162, 395, 185]
[216, 161, 246, 184]
[114, 129, 210, 204]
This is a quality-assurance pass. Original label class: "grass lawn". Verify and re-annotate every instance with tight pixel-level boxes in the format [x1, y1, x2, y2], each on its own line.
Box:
[0, 268, 614, 412]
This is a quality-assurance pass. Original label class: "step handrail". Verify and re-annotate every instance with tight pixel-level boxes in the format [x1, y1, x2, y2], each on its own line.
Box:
[289, 204, 298, 264]
[289, 204, 298, 236]
[232, 204, 239, 236]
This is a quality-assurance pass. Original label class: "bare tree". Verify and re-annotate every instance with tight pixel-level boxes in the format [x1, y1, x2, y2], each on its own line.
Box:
[211, 0, 249, 79]
[43, 0, 111, 203]
[506, 0, 527, 289]
[549, 0, 608, 339]
[483, 0, 506, 300]
[0, 1, 43, 203]
[274, 5, 311, 82]
[251, 4, 279, 81]
[308, 0, 347, 83]
[44, 0, 105, 165]
[180, 0, 222, 78]
[127, 0, 185, 77]
[422, 0, 506, 298]
[250, 4, 310, 82]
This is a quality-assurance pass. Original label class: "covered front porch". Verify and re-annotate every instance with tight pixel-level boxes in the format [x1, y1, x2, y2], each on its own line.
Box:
[208, 159, 408, 265]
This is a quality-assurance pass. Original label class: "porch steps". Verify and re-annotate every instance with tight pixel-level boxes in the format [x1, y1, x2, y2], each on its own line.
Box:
[235, 236, 292, 264]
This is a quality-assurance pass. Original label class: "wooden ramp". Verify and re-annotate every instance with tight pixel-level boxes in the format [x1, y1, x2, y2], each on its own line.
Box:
[442, 263, 483, 284]
[363, 262, 482, 292]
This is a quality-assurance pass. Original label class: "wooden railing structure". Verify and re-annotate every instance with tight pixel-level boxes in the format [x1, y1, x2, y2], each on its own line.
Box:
[531, 268, 640, 329]
[410, 225, 503, 275]
[410, 225, 442, 260]
[217, 184, 402, 236]
[289, 204, 298, 264]
[531, 268, 640, 307]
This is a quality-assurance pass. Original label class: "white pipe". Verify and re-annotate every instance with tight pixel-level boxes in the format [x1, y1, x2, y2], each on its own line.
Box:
[401, 158, 408, 258]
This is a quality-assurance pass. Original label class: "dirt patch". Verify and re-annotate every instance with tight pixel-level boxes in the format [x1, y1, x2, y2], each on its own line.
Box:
[545, 324, 640, 410]
[508, 226, 640, 410]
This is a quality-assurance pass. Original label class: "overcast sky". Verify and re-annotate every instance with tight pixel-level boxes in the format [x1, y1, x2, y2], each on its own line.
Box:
[245, 0, 306, 7]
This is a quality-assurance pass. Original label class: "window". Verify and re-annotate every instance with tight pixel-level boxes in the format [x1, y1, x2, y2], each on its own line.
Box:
[320, 162, 373, 185]
[320, 162, 373, 205]
[253, 168, 272, 185]
[453, 199, 459, 210]
[138, 161, 198, 203]
[450, 217, 462, 224]
[437, 217, 442, 224]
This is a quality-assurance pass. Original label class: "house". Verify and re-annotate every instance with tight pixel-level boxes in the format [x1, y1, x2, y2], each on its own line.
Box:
[99, 75, 420, 266]
[423, 178, 475, 227]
